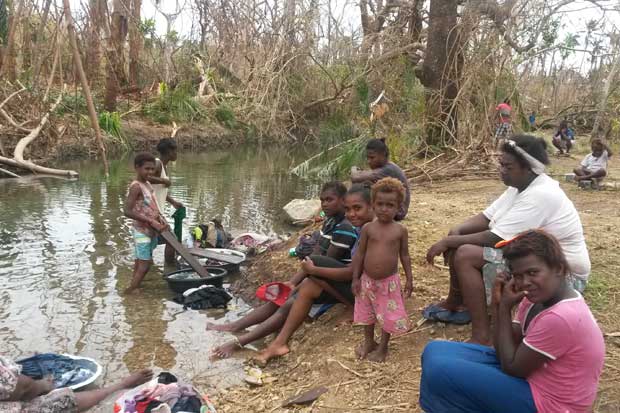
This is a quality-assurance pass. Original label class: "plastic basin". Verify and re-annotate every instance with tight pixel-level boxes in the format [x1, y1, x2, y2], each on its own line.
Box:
[163, 266, 228, 293]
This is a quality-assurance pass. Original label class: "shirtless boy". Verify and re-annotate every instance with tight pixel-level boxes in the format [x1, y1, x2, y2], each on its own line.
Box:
[352, 177, 413, 362]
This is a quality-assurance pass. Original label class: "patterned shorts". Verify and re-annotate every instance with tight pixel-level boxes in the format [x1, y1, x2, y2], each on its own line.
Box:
[494, 122, 512, 141]
[354, 273, 410, 335]
[133, 229, 158, 261]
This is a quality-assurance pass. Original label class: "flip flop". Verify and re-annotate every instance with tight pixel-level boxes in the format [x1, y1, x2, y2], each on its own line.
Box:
[433, 309, 472, 325]
[422, 303, 450, 320]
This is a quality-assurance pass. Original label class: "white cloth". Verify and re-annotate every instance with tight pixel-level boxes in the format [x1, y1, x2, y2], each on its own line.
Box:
[483, 174, 591, 280]
[581, 150, 609, 172]
[152, 158, 169, 211]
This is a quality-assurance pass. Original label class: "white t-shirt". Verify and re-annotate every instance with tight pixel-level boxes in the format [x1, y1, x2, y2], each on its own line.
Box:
[483, 174, 591, 280]
[152, 158, 168, 211]
[581, 150, 609, 172]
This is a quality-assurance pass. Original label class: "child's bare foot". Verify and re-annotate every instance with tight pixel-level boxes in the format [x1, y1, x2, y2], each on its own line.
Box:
[206, 322, 239, 332]
[120, 369, 154, 389]
[366, 347, 388, 363]
[253, 344, 289, 366]
[355, 341, 378, 360]
[210, 341, 241, 360]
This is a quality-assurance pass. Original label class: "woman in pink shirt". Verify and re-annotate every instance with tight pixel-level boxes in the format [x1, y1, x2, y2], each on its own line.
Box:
[420, 230, 604, 413]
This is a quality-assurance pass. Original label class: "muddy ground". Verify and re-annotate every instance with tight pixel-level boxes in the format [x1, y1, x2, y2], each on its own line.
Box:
[208, 147, 620, 413]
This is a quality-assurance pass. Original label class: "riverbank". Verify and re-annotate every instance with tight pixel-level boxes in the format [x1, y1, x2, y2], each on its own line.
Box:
[211, 154, 620, 412]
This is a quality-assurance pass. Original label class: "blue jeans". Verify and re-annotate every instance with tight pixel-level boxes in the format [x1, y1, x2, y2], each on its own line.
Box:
[419, 341, 536, 413]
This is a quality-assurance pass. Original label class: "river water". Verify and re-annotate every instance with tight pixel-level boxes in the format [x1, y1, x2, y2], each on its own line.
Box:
[0, 146, 317, 408]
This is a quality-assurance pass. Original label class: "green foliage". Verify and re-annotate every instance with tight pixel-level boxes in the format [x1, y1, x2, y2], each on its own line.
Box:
[139, 18, 156, 37]
[143, 82, 206, 124]
[56, 94, 88, 116]
[290, 135, 366, 180]
[355, 78, 370, 116]
[214, 103, 237, 129]
[98, 111, 126, 144]
[317, 111, 354, 146]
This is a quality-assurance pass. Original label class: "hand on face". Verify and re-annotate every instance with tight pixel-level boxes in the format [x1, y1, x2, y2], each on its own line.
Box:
[499, 277, 526, 308]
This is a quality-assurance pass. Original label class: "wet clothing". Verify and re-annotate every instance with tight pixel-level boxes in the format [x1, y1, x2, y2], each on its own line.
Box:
[129, 181, 160, 238]
[420, 341, 536, 413]
[152, 158, 169, 212]
[173, 286, 232, 310]
[134, 229, 159, 261]
[353, 273, 409, 334]
[0, 356, 77, 413]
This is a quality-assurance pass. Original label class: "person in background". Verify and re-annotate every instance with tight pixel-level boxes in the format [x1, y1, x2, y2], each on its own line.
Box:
[0, 355, 153, 413]
[419, 230, 604, 413]
[149, 138, 183, 263]
[574, 139, 612, 184]
[551, 120, 574, 155]
[528, 112, 536, 131]
[494, 98, 512, 143]
[124, 153, 169, 294]
[351, 138, 411, 221]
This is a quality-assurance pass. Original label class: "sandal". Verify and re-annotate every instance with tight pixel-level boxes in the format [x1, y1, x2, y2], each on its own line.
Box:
[433, 309, 472, 325]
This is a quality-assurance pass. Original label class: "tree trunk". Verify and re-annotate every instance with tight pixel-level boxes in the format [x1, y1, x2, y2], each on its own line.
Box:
[86, 0, 104, 87]
[104, 0, 129, 111]
[416, 0, 461, 149]
[31, 0, 53, 90]
[128, 0, 142, 86]
[591, 42, 620, 140]
[62, 0, 109, 176]
[0, 0, 23, 80]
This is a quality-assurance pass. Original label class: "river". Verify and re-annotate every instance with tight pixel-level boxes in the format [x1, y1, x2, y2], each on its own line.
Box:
[0, 146, 317, 409]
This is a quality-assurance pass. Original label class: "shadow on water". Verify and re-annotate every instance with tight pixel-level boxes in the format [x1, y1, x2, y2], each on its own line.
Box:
[0, 145, 319, 408]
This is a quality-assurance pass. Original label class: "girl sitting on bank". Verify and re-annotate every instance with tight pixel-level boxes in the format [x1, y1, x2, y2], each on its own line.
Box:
[419, 230, 604, 413]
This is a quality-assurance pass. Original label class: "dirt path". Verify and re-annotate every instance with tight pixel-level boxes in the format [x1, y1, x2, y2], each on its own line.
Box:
[209, 152, 620, 413]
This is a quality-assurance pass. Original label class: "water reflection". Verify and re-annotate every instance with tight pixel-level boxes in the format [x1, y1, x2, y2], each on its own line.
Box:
[0, 146, 318, 407]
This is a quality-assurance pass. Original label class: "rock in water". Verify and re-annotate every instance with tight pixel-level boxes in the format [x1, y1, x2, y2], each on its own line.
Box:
[283, 199, 321, 224]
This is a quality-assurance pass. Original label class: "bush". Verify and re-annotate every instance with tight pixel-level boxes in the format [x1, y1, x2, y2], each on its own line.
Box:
[143, 82, 206, 124]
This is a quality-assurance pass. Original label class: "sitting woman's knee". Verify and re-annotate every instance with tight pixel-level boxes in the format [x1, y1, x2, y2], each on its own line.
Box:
[297, 278, 323, 299]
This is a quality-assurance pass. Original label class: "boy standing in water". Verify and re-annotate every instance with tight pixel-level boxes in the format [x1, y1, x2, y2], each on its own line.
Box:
[149, 138, 183, 264]
[123, 153, 169, 294]
[352, 177, 413, 362]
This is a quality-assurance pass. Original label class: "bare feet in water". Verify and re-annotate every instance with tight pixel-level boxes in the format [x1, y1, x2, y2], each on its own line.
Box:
[253, 344, 290, 366]
[355, 340, 378, 360]
[119, 369, 154, 389]
[205, 322, 241, 333]
[210, 340, 241, 360]
[366, 346, 388, 363]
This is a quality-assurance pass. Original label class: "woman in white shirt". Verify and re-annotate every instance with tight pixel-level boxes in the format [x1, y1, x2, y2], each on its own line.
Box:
[423, 135, 590, 345]
[574, 139, 612, 183]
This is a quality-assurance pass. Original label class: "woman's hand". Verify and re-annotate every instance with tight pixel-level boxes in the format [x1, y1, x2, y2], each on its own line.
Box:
[499, 278, 526, 309]
[426, 239, 449, 264]
[491, 274, 507, 307]
[300, 257, 316, 274]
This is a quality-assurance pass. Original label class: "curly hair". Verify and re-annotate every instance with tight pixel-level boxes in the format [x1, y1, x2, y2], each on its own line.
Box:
[156, 138, 178, 155]
[371, 177, 405, 205]
[134, 152, 156, 167]
[366, 138, 389, 157]
[591, 138, 613, 157]
[503, 230, 569, 277]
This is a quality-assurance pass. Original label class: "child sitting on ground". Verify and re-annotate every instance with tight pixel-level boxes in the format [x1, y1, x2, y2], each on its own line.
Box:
[352, 177, 413, 362]
[123, 153, 169, 294]
[574, 139, 612, 184]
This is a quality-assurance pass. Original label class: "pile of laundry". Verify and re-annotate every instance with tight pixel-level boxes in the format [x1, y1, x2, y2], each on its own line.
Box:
[17, 353, 101, 390]
[113, 372, 215, 413]
[173, 285, 233, 310]
[229, 232, 287, 256]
